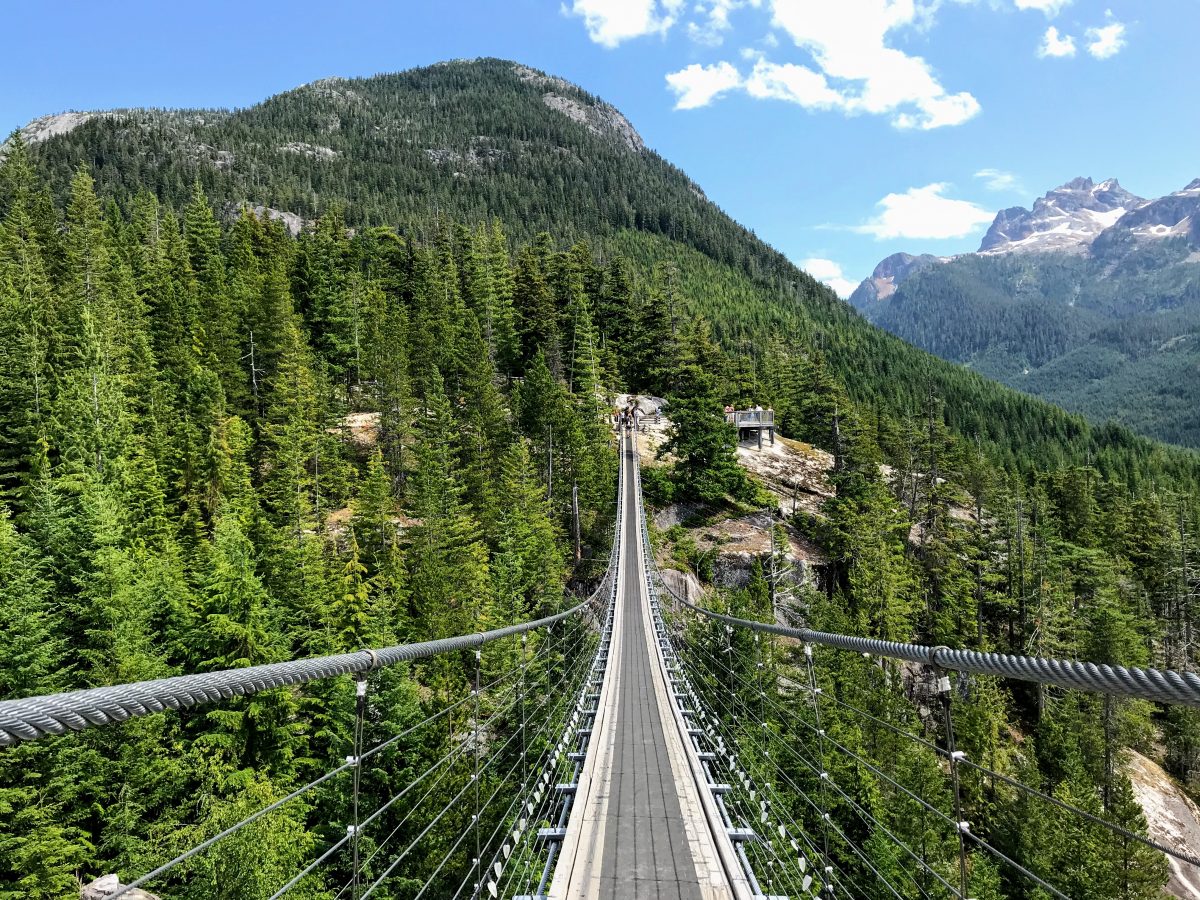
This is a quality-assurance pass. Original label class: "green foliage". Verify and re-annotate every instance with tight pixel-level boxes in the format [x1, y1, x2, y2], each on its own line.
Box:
[0, 151, 619, 895]
[1, 58, 1197, 899]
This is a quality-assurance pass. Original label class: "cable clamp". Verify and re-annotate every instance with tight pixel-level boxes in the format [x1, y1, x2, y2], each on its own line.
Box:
[362, 648, 380, 671]
[951, 750, 967, 762]
[346, 755, 359, 766]
[346, 824, 359, 836]
[958, 820, 971, 833]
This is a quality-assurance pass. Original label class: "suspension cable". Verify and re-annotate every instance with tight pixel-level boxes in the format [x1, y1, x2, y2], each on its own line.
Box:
[675, 627, 928, 899]
[677, 606, 1077, 899]
[678, 628, 956, 899]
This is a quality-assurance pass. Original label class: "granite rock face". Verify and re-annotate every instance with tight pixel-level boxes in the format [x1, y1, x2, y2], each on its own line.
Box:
[847, 252, 944, 315]
[81, 874, 160, 900]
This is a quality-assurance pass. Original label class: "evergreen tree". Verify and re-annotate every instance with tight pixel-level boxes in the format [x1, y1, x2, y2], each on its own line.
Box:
[658, 318, 749, 503]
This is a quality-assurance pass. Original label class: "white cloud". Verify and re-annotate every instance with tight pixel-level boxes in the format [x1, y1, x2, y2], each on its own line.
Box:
[763, 0, 981, 129]
[975, 168, 1021, 191]
[566, 0, 685, 47]
[802, 258, 858, 298]
[850, 183, 995, 240]
[687, 0, 759, 46]
[666, 61, 744, 109]
[1037, 25, 1076, 58]
[743, 59, 844, 109]
[1086, 17, 1126, 59]
[1015, 0, 1072, 16]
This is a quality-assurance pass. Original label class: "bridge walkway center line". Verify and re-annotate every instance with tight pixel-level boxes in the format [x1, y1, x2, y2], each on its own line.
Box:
[550, 430, 746, 900]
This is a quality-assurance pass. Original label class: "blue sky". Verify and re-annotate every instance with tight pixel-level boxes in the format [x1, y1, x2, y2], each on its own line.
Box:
[3, 0, 1198, 294]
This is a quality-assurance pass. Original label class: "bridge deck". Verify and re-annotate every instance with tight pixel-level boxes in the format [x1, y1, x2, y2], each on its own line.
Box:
[551, 431, 733, 900]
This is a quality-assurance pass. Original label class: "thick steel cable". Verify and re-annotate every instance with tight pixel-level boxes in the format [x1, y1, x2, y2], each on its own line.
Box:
[667, 589, 1200, 708]
[676, 625, 956, 900]
[118, 630, 566, 900]
[690, 622, 1075, 900]
[675, 628, 918, 900]
[0, 599, 599, 747]
[632, 467, 1077, 898]
[352, 620, 599, 900]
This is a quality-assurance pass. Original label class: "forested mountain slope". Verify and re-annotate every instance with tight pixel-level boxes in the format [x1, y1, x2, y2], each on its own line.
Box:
[12, 58, 1200, 485]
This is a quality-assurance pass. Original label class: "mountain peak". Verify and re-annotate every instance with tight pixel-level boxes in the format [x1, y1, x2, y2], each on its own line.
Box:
[847, 252, 944, 311]
[978, 176, 1145, 254]
[1057, 176, 1094, 192]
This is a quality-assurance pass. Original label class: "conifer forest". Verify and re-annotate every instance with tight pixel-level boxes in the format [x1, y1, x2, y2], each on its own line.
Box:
[1, 59, 1199, 899]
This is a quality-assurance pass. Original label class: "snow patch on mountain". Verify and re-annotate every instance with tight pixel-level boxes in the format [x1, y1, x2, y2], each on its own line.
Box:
[978, 177, 1146, 255]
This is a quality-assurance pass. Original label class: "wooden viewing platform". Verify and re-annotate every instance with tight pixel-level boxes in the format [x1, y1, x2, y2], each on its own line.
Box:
[724, 409, 774, 448]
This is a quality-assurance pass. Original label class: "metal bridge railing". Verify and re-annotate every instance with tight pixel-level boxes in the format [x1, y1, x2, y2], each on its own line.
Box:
[631, 450, 1200, 899]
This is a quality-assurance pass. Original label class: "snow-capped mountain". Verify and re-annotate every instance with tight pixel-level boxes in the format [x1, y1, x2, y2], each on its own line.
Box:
[848, 176, 1200, 312]
[977, 177, 1146, 255]
[1094, 178, 1200, 247]
[843, 175, 1200, 447]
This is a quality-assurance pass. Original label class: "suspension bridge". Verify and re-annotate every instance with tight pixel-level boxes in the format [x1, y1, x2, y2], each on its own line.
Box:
[4, 429, 1200, 899]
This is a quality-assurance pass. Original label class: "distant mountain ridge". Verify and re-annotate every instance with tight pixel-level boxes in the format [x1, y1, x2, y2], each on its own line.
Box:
[849, 175, 1200, 446]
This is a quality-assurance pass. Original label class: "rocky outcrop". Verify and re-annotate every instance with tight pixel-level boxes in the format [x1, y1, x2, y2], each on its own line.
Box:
[848, 252, 944, 314]
[541, 93, 645, 154]
[1127, 751, 1200, 899]
[280, 141, 338, 160]
[20, 111, 96, 144]
[221, 203, 307, 237]
[81, 874, 159, 900]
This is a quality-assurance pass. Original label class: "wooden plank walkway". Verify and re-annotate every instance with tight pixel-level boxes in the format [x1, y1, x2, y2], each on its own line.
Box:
[551, 431, 735, 900]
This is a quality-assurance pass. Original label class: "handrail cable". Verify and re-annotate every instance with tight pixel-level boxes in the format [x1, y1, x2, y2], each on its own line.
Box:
[664, 587, 1200, 708]
[334, 621, 598, 900]
[675, 625, 957, 900]
[0, 596, 603, 748]
[673, 626, 942, 900]
[671, 601, 1074, 899]
[116, 623, 587, 900]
